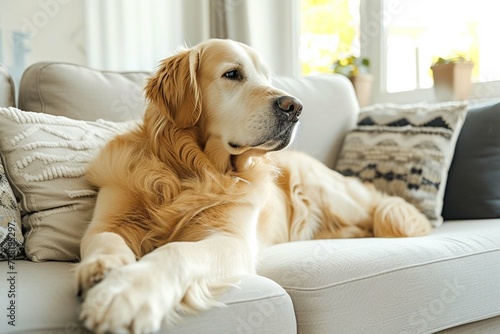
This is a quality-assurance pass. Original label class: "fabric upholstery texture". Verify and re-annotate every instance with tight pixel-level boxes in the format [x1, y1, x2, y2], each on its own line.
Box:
[442, 102, 500, 220]
[0, 107, 136, 262]
[272, 75, 359, 168]
[258, 219, 500, 334]
[18, 62, 149, 121]
[335, 102, 468, 226]
[0, 262, 296, 334]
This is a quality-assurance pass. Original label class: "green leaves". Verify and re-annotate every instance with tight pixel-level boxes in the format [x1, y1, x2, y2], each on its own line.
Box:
[332, 56, 370, 77]
[432, 54, 470, 66]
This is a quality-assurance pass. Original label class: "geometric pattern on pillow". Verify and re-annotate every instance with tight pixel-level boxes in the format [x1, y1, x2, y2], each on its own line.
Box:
[0, 107, 137, 262]
[0, 160, 25, 260]
[335, 101, 468, 227]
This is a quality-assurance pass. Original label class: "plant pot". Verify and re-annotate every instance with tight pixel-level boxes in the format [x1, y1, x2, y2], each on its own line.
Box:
[349, 74, 373, 107]
[431, 62, 473, 102]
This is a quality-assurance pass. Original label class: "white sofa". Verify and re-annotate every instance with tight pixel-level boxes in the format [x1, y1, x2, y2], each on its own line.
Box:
[0, 62, 499, 334]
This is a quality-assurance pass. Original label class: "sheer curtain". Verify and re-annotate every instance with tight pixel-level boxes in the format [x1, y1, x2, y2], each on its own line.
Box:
[85, 0, 299, 76]
[85, 0, 210, 71]
[211, 0, 300, 76]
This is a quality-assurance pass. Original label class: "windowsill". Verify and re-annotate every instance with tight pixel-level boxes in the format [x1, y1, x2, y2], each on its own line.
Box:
[371, 81, 500, 106]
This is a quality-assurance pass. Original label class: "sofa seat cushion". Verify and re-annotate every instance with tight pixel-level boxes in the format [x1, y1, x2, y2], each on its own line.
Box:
[0, 262, 296, 334]
[258, 219, 500, 334]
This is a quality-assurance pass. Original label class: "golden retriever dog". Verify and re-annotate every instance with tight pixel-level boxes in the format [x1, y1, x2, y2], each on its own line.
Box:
[75, 38, 431, 333]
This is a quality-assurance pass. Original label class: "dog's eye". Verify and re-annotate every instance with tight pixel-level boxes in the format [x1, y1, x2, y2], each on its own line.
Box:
[223, 69, 242, 80]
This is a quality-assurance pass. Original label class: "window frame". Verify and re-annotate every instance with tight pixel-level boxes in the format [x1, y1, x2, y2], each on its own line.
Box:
[359, 0, 500, 104]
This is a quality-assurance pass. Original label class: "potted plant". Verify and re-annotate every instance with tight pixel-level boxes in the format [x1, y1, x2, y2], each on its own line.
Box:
[431, 55, 474, 102]
[333, 56, 372, 107]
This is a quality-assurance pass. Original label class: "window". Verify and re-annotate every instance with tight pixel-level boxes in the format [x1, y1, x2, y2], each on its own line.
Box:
[300, 0, 500, 103]
[385, 0, 500, 93]
[300, 0, 360, 75]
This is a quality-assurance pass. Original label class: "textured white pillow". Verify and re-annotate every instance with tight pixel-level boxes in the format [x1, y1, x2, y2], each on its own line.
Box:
[0, 107, 137, 261]
[335, 101, 468, 227]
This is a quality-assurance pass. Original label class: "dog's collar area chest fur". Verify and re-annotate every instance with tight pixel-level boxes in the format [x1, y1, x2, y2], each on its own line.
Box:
[230, 155, 238, 172]
[230, 154, 253, 176]
[230, 151, 264, 172]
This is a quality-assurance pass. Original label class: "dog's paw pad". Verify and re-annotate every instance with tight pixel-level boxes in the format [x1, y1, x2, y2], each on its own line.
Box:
[75, 254, 134, 298]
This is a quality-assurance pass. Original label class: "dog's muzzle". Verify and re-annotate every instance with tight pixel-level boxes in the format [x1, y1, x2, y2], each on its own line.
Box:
[276, 96, 303, 123]
[228, 95, 303, 153]
[260, 95, 302, 151]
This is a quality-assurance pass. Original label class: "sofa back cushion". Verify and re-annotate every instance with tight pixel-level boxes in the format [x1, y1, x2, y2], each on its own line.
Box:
[272, 75, 359, 167]
[18, 62, 359, 168]
[19, 62, 150, 122]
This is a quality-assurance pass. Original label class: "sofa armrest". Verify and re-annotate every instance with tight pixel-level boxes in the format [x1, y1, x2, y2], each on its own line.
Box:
[0, 64, 16, 107]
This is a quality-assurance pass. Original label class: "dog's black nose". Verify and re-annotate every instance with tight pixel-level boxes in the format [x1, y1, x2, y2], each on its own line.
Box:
[277, 96, 303, 122]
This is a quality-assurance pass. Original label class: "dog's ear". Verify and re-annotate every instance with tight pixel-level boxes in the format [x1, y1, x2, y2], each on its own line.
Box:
[145, 48, 201, 128]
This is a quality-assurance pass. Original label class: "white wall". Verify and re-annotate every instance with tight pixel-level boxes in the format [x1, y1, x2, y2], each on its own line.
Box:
[0, 0, 86, 86]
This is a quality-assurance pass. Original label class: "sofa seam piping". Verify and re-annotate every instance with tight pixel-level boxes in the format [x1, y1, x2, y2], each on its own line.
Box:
[283, 247, 500, 292]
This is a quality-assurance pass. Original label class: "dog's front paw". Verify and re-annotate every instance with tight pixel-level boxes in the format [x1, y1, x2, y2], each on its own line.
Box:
[80, 262, 164, 334]
[75, 252, 135, 298]
[80, 261, 225, 334]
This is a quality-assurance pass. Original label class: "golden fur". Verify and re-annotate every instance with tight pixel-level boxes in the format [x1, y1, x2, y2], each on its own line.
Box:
[75, 39, 431, 333]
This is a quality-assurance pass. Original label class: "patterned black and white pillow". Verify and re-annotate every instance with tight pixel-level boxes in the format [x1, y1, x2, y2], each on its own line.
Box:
[0, 160, 24, 260]
[335, 101, 468, 227]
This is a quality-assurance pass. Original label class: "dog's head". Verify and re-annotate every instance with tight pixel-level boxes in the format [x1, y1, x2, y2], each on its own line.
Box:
[145, 39, 302, 157]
